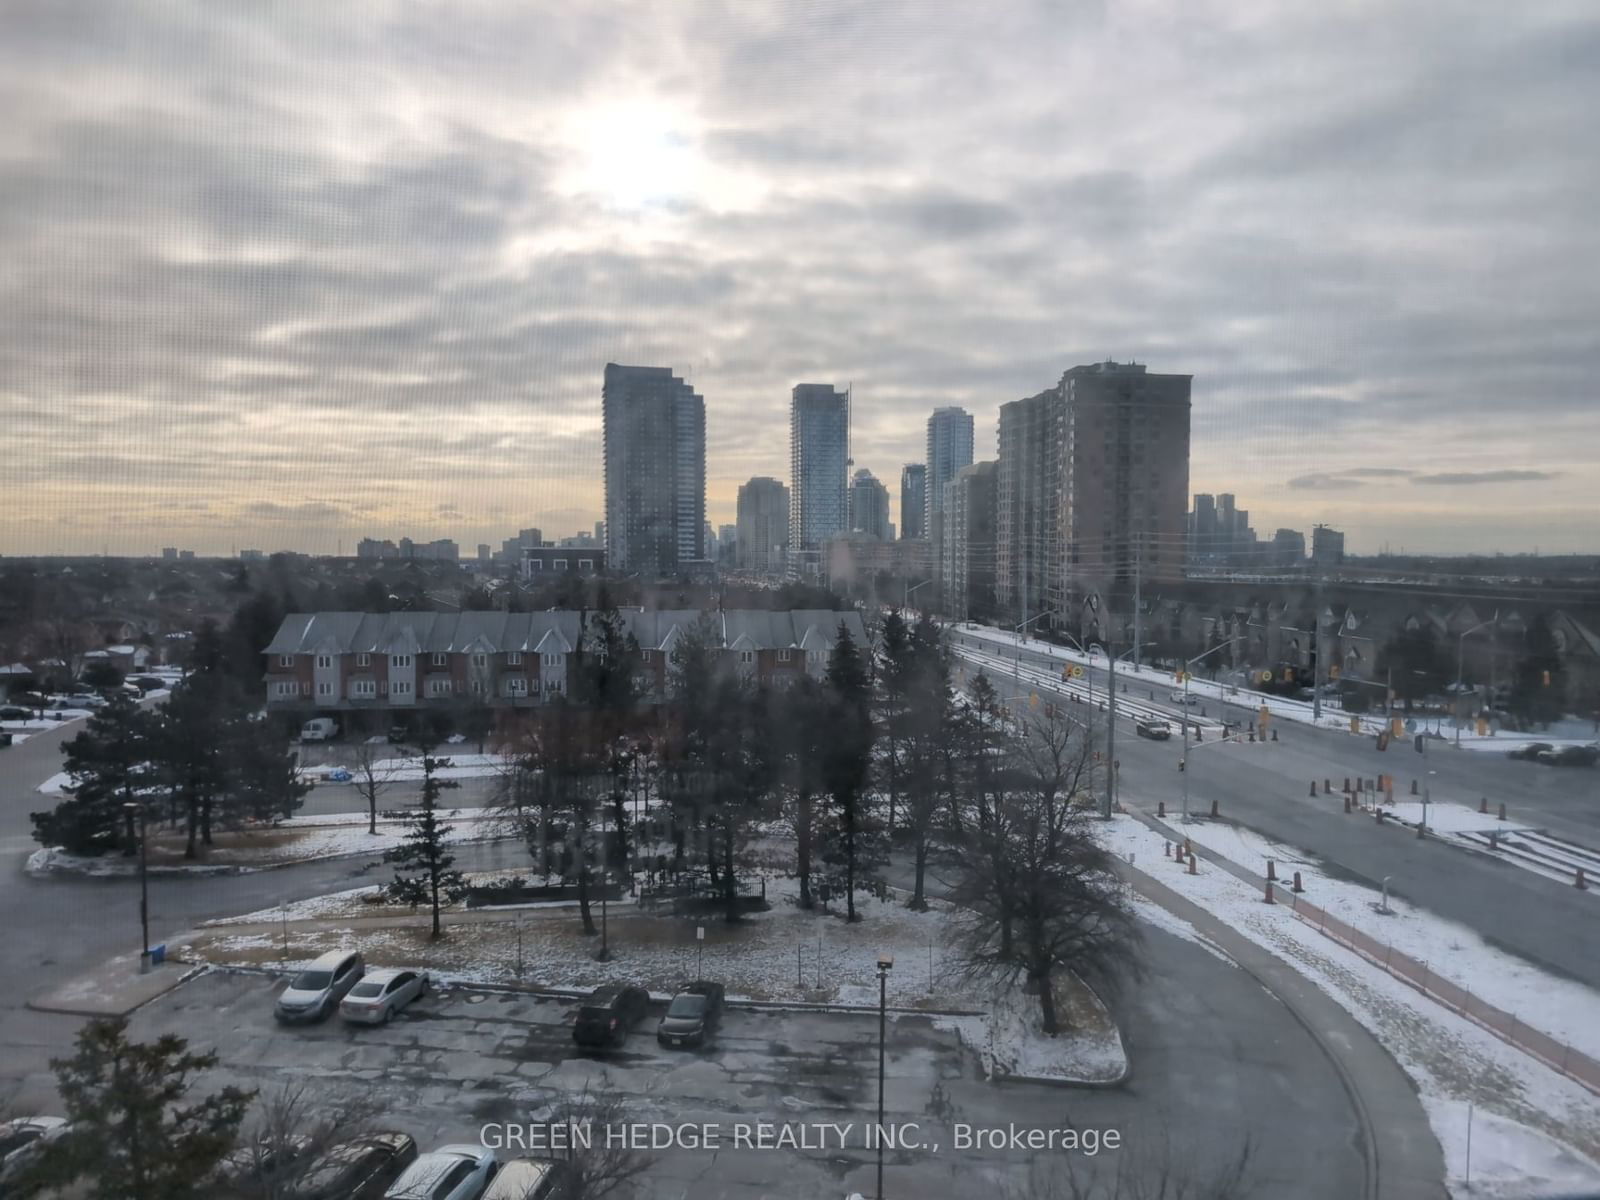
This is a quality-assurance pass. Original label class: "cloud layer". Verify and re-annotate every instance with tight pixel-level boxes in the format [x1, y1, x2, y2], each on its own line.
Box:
[2, 0, 1597, 555]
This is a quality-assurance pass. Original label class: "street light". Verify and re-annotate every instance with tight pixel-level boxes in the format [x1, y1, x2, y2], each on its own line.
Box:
[903, 579, 933, 614]
[876, 952, 894, 1200]
[123, 801, 150, 972]
[1455, 616, 1497, 747]
[1179, 637, 1242, 821]
[1092, 638, 1155, 819]
[1011, 611, 1054, 682]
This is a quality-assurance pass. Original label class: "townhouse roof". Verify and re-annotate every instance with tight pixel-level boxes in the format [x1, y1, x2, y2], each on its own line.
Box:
[263, 609, 866, 656]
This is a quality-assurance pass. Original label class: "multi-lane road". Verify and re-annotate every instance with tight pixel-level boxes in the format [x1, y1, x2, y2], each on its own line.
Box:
[950, 628, 1600, 990]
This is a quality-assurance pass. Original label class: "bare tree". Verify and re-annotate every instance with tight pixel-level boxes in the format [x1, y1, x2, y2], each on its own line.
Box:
[351, 741, 402, 836]
[230, 1081, 381, 1200]
[949, 706, 1140, 1033]
[549, 1083, 651, 1200]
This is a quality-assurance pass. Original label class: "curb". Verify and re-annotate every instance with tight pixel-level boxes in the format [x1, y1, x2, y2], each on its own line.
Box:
[27, 834, 512, 880]
[25, 963, 209, 1019]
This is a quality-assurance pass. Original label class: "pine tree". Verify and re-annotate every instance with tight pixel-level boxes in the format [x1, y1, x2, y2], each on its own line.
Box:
[1511, 614, 1565, 729]
[31, 1017, 254, 1200]
[31, 694, 158, 855]
[222, 711, 311, 826]
[819, 621, 878, 922]
[382, 748, 467, 938]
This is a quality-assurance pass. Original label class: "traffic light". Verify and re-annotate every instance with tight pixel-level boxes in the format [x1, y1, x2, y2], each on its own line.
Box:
[1282, 668, 1294, 683]
[1329, 664, 1341, 680]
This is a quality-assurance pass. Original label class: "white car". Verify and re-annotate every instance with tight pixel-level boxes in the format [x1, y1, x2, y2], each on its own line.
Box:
[482, 1157, 570, 1199]
[340, 968, 429, 1025]
[0, 1116, 69, 1186]
[1168, 691, 1201, 706]
[384, 1145, 498, 1200]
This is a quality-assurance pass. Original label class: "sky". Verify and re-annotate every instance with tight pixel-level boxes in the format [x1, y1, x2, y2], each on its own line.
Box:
[2, 0, 1597, 558]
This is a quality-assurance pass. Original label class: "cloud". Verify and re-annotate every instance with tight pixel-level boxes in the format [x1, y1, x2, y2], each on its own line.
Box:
[1341, 467, 1417, 478]
[1287, 473, 1365, 491]
[1411, 470, 1560, 485]
[242, 501, 349, 521]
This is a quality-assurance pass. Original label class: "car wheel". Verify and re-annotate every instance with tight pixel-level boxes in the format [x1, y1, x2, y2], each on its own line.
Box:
[381, 1005, 392, 1024]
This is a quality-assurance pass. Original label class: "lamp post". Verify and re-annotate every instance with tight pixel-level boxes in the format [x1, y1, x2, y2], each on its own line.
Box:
[1092, 638, 1155, 819]
[1180, 637, 1242, 821]
[1011, 611, 1053, 683]
[876, 952, 894, 1200]
[903, 578, 933, 615]
[123, 801, 150, 971]
[1455, 616, 1496, 747]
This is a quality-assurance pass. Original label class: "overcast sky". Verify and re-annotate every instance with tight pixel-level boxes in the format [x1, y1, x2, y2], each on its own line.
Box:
[3, 0, 1597, 557]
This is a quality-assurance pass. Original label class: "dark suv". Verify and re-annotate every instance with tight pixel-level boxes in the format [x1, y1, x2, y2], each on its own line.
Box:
[657, 981, 725, 1048]
[572, 985, 650, 1049]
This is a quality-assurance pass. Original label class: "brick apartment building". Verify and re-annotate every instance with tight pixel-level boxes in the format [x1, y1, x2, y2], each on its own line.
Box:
[263, 609, 867, 715]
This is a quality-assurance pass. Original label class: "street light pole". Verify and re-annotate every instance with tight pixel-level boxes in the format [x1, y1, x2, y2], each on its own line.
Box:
[1012, 611, 1053, 683]
[124, 802, 149, 970]
[904, 578, 932, 615]
[1454, 615, 1496, 748]
[1180, 637, 1241, 821]
[876, 953, 894, 1200]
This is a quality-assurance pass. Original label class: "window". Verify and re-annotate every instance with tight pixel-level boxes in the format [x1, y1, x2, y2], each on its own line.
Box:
[507, 652, 521, 666]
[507, 677, 527, 695]
[778, 649, 791, 662]
[555, 558, 570, 570]
[316, 681, 333, 697]
[641, 650, 653, 663]
[431, 653, 447, 666]
[315, 654, 333, 670]
[391, 654, 412, 669]
[470, 679, 484, 695]
[278, 655, 294, 668]
[351, 680, 376, 699]
[739, 649, 755, 665]
[578, 558, 593, 571]
[543, 653, 561, 667]
[545, 679, 562, 694]
[428, 678, 453, 697]
[272, 681, 298, 700]
[391, 680, 412, 696]
[528, 560, 542, 571]
[471, 653, 487, 668]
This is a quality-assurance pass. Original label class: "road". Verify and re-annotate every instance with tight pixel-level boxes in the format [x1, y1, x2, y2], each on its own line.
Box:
[953, 631, 1600, 990]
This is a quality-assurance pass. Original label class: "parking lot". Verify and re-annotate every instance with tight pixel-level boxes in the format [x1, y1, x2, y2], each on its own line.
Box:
[123, 970, 1074, 1198]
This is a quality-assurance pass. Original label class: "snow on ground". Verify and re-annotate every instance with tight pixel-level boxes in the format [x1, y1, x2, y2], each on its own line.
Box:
[1378, 798, 1539, 837]
[1104, 814, 1600, 1190]
[180, 875, 1124, 1083]
[1424, 1097, 1600, 1198]
[1132, 810, 1600, 1061]
[306, 751, 509, 784]
[36, 772, 72, 796]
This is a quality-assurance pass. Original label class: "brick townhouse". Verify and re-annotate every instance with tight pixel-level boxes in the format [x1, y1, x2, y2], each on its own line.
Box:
[262, 609, 867, 713]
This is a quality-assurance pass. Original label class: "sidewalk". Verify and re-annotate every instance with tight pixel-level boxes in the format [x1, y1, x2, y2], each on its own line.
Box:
[1118, 859, 1448, 1200]
[27, 951, 203, 1018]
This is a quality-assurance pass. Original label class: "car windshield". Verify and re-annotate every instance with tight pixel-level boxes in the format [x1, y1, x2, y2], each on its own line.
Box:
[347, 982, 383, 998]
[290, 971, 332, 991]
[0, 1129, 38, 1157]
[668, 995, 707, 1018]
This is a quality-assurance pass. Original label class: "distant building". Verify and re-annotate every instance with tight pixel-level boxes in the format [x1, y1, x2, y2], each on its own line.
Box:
[925, 407, 974, 582]
[789, 384, 850, 551]
[519, 528, 544, 548]
[178, 549, 196, 560]
[161, 547, 178, 560]
[899, 464, 927, 541]
[477, 544, 491, 562]
[941, 461, 997, 620]
[1312, 525, 1346, 566]
[1272, 528, 1306, 567]
[239, 549, 265, 561]
[825, 534, 932, 594]
[522, 547, 606, 579]
[737, 476, 790, 573]
[848, 468, 892, 540]
[602, 363, 707, 575]
[717, 524, 738, 563]
[995, 388, 1062, 624]
[357, 538, 398, 560]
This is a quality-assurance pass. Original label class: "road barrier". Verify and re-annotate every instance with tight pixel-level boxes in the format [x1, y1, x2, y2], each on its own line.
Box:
[1292, 871, 1304, 894]
[1499, 803, 1508, 821]
[1275, 888, 1600, 1097]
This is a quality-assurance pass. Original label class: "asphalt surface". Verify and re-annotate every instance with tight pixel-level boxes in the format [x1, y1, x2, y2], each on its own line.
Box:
[955, 633, 1600, 991]
[0, 708, 1369, 1198]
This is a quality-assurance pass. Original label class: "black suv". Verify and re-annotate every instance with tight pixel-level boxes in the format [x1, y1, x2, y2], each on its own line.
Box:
[572, 985, 650, 1049]
[657, 981, 725, 1048]
[1135, 718, 1172, 740]
[1505, 742, 1554, 761]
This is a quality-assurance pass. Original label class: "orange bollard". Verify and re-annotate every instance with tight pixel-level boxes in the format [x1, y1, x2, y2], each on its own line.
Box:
[1188, 852, 1198, 875]
[1267, 860, 1277, 881]
[1375, 808, 1385, 824]
[1344, 776, 1351, 792]
[1184, 838, 1193, 858]
[1309, 782, 1317, 798]
[1324, 778, 1332, 794]
[1292, 871, 1304, 894]
[1210, 799, 1219, 818]
[1343, 795, 1352, 813]
[1498, 803, 1507, 821]
[1578, 869, 1588, 891]
[1248, 731, 1256, 742]
[1158, 801, 1166, 818]
[1164, 841, 1171, 858]
[1411, 778, 1419, 796]
[1479, 797, 1488, 814]
[1271, 728, 1279, 742]
[1264, 878, 1274, 904]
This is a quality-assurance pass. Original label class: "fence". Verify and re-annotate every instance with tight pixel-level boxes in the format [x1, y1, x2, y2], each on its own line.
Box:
[1275, 886, 1600, 1096]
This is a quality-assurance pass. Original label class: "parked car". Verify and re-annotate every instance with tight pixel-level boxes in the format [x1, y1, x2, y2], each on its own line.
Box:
[0, 706, 31, 720]
[1168, 691, 1201, 706]
[284, 1132, 419, 1200]
[387, 724, 411, 744]
[657, 980, 725, 1048]
[323, 767, 354, 784]
[61, 693, 105, 710]
[481, 1157, 570, 1200]
[1536, 744, 1599, 768]
[1505, 742, 1554, 761]
[129, 676, 166, 693]
[572, 984, 650, 1049]
[1135, 719, 1172, 740]
[340, 968, 429, 1025]
[0, 733, 11, 749]
[275, 949, 365, 1022]
[0, 1116, 69, 1192]
[382, 1145, 497, 1200]
[301, 717, 338, 742]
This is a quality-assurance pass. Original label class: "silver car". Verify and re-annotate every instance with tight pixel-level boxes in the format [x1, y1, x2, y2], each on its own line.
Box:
[275, 949, 365, 1022]
[383, 1145, 498, 1200]
[340, 968, 429, 1025]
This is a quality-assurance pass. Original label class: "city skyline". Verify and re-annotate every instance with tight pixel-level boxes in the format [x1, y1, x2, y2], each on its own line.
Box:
[4, 3, 1597, 557]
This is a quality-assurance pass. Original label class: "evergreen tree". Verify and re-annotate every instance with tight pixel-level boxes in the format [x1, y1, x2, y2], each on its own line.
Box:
[876, 608, 913, 834]
[1511, 614, 1565, 729]
[777, 674, 830, 909]
[222, 712, 311, 825]
[31, 694, 157, 855]
[30, 1017, 254, 1200]
[383, 749, 467, 938]
[155, 673, 232, 857]
[818, 621, 878, 921]
[899, 614, 952, 909]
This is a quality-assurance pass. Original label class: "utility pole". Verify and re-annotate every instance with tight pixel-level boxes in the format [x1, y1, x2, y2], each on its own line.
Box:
[1312, 571, 1325, 722]
[1103, 634, 1117, 819]
[1132, 537, 1143, 673]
